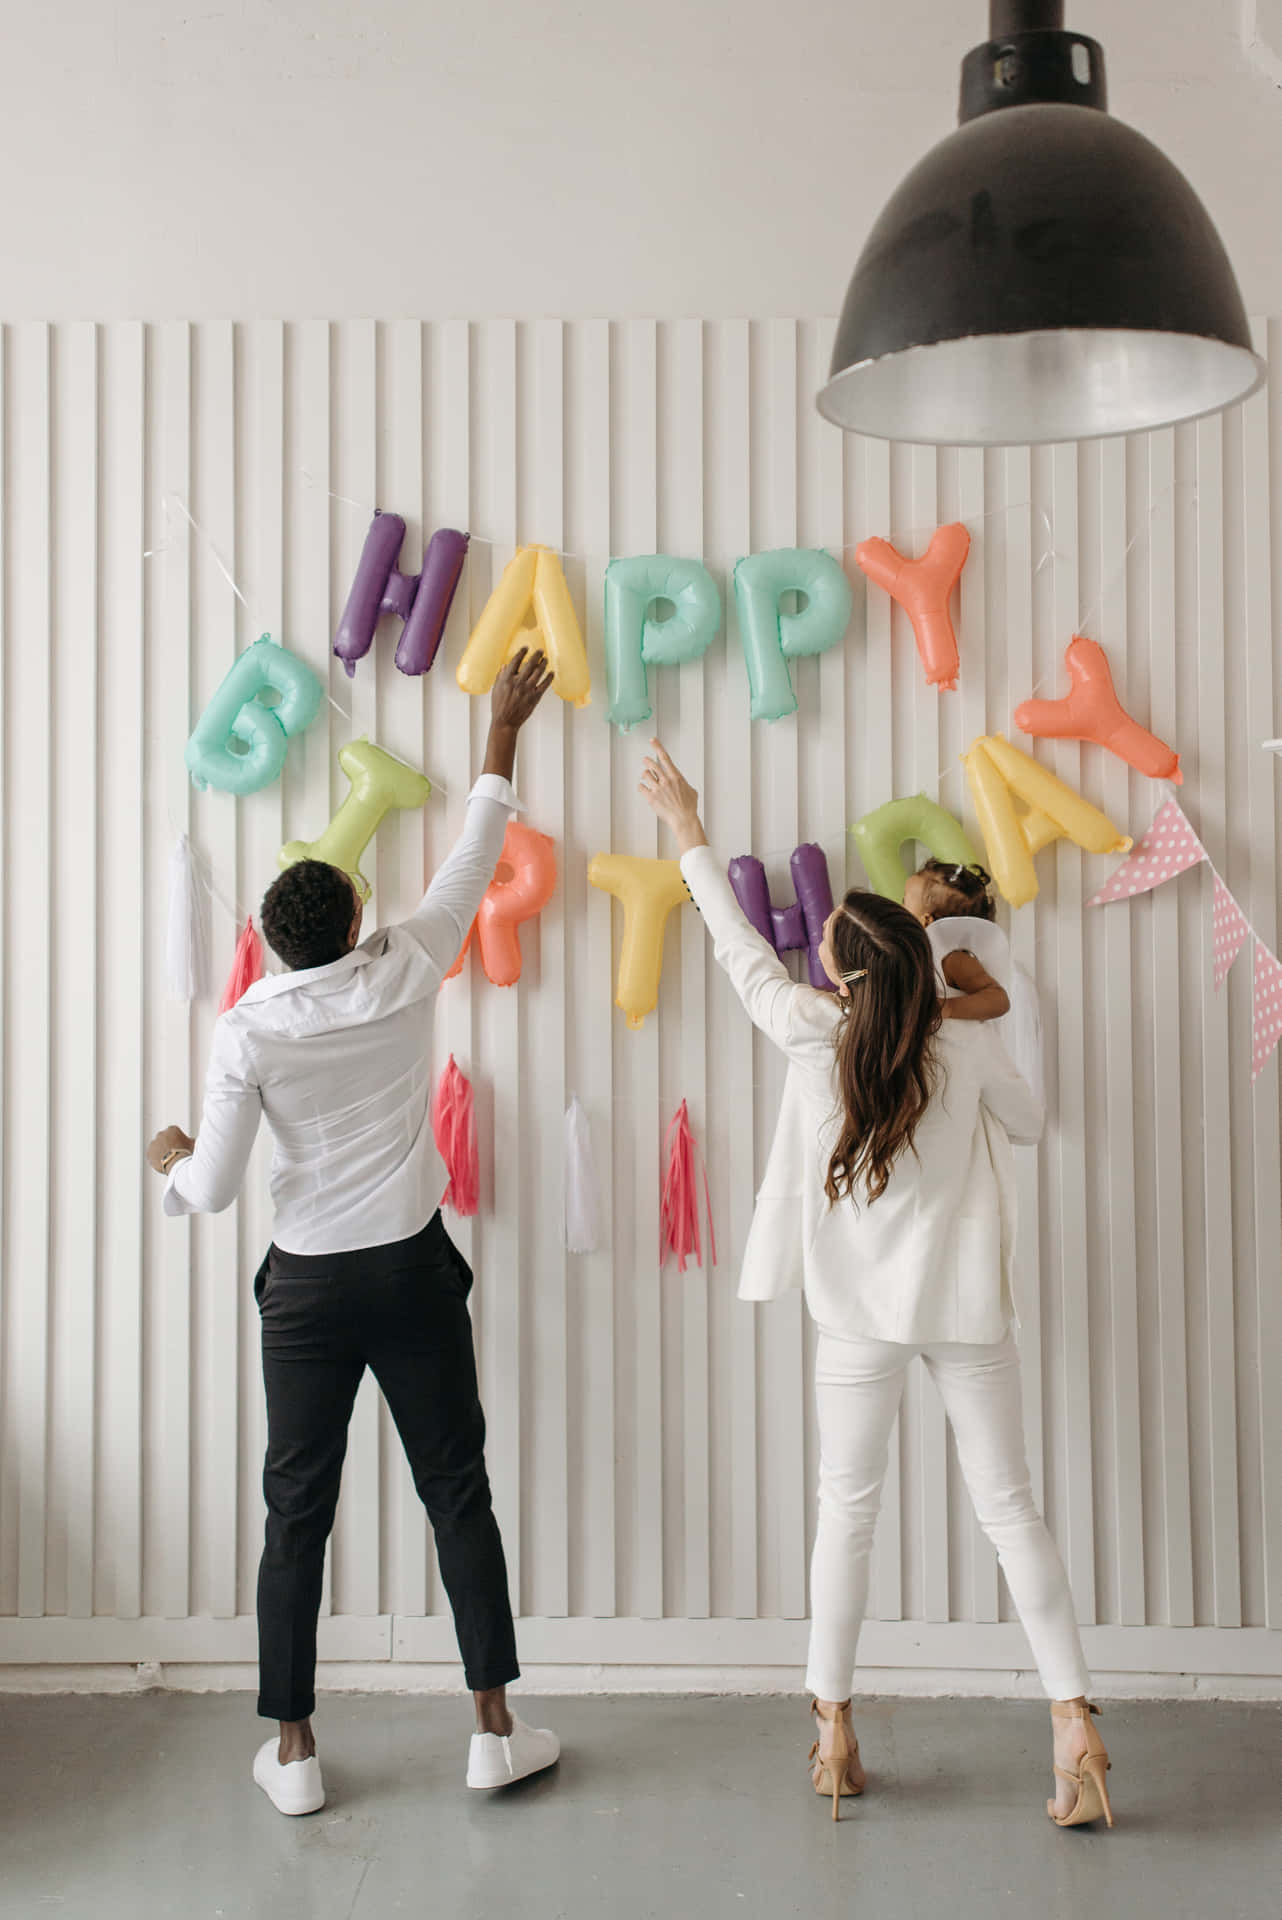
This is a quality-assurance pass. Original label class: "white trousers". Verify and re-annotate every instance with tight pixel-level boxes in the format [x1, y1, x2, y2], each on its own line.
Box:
[805, 1330, 1091, 1703]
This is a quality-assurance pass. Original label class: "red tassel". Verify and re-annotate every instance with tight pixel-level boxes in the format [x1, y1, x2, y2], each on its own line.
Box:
[218, 916, 263, 1014]
[432, 1054, 480, 1217]
[660, 1099, 717, 1273]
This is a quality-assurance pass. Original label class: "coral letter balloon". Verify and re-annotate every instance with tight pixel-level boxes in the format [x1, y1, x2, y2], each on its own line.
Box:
[856, 523, 969, 691]
[447, 821, 558, 986]
[1015, 636, 1181, 783]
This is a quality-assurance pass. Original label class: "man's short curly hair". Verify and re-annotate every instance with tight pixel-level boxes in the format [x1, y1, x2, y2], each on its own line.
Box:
[261, 861, 357, 971]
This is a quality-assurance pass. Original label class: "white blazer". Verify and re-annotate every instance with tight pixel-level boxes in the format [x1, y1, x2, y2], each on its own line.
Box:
[681, 846, 1045, 1344]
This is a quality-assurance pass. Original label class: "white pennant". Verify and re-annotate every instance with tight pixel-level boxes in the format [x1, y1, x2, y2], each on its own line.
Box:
[564, 1095, 601, 1254]
[167, 834, 208, 1001]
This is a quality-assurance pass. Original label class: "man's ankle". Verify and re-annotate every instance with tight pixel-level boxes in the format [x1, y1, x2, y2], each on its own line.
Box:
[474, 1688, 513, 1737]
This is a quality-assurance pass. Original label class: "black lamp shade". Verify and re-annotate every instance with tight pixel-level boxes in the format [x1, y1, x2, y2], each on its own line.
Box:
[819, 80, 1264, 443]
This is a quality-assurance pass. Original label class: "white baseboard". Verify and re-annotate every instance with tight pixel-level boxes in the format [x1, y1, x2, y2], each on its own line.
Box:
[3, 1661, 1282, 1700]
[1, 1616, 1280, 1698]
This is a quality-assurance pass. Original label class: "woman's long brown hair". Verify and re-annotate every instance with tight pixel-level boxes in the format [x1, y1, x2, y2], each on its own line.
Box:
[825, 890, 942, 1207]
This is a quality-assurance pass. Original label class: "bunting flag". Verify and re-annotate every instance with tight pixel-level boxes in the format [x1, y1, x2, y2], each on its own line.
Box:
[1212, 873, 1251, 990]
[1253, 942, 1282, 1081]
[1092, 798, 1282, 1082]
[1086, 798, 1205, 905]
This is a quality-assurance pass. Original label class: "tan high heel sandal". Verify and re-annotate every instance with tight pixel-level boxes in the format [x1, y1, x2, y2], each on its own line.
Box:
[1047, 1701, 1114, 1829]
[809, 1699, 863, 1821]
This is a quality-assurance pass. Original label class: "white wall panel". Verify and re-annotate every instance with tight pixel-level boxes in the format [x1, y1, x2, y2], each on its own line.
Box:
[2, 320, 1281, 1679]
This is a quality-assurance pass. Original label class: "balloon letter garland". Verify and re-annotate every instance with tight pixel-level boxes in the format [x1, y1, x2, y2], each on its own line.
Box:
[1015, 636, 1181, 784]
[587, 853, 689, 1029]
[279, 738, 432, 902]
[850, 795, 980, 904]
[728, 844, 835, 988]
[964, 733, 1131, 908]
[185, 634, 322, 796]
[446, 820, 558, 986]
[856, 523, 970, 691]
[333, 511, 469, 679]
[733, 549, 853, 721]
[457, 546, 590, 707]
[604, 555, 721, 729]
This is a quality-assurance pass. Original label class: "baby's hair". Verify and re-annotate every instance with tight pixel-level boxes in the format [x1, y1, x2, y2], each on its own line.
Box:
[916, 858, 997, 922]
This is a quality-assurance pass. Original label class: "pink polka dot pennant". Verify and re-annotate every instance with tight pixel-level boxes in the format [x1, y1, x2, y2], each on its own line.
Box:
[1087, 798, 1206, 907]
[1211, 873, 1251, 990]
[1252, 939, 1282, 1080]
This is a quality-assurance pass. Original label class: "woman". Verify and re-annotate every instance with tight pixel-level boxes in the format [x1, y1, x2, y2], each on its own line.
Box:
[639, 741, 1113, 1829]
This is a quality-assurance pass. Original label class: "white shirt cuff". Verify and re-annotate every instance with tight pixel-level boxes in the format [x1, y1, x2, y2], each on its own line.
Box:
[162, 1158, 193, 1216]
[469, 773, 522, 812]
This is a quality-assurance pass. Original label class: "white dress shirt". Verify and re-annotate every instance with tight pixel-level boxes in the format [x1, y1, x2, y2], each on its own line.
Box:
[165, 775, 519, 1256]
[680, 844, 1044, 1344]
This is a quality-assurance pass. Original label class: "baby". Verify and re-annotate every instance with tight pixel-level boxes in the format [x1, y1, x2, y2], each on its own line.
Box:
[901, 859, 1010, 1023]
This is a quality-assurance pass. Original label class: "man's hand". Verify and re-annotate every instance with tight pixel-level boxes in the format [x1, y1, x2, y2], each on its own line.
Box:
[483, 648, 555, 782]
[490, 648, 555, 733]
[146, 1125, 195, 1175]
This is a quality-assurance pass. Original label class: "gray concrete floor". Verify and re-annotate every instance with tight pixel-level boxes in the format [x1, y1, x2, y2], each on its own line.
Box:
[3, 1692, 1280, 1920]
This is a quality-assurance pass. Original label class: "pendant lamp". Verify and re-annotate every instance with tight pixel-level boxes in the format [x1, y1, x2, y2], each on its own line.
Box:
[817, 0, 1265, 445]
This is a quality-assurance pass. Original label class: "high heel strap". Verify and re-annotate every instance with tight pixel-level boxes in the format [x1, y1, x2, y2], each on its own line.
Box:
[1050, 1700, 1101, 1719]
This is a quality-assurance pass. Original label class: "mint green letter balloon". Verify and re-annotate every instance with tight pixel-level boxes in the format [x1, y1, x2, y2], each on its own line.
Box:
[850, 794, 979, 902]
[185, 634, 323, 795]
[604, 555, 721, 729]
[733, 548, 853, 721]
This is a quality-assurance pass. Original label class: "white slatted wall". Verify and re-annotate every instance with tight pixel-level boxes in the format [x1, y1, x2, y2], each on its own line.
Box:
[2, 318, 1280, 1680]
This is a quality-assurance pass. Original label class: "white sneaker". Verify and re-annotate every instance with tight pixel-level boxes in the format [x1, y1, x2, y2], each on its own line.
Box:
[466, 1714, 561, 1790]
[253, 1737, 326, 1815]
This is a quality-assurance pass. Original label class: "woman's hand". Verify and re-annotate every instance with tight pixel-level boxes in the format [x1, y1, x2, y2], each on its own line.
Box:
[639, 739, 708, 854]
[146, 1125, 195, 1175]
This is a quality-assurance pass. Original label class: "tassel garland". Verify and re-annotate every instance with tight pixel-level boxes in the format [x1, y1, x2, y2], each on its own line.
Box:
[218, 916, 263, 1014]
[660, 1099, 717, 1273]
[564, 1095, 601, 1253]
[432, 1055, 480, 1216]
[167, 833, 208, 1001]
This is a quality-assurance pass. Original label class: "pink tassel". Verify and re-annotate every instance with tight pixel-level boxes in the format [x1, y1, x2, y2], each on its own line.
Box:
[660, 1099, 717, 1273]
[218, 916, 263, 1014]
[432, 1055, 480, 1217]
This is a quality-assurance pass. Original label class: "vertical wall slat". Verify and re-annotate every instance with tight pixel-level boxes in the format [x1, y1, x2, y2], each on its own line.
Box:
[149, 321, 194, 1621]
[525, 317, 570, 1619]
[569, 317, 617, 1619]
[96, 323, 146, 1620]
[473, 319, 524, 1609]
[50, 322, 99, 1619]
[1193, 416, 1243, 1627]
[8, 325, 52, 1618]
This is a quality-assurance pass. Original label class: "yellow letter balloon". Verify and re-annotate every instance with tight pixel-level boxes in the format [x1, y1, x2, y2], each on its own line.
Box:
[279, 738, 432, 902]
[457, 546, 590, 708]
[588, 852, 689, 1029]
[964, 733, 1131, 908]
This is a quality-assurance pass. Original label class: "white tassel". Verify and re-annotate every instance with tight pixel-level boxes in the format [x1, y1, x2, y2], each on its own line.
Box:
[564, 1095, 601, 1254]
[167, 834, 208, 1001]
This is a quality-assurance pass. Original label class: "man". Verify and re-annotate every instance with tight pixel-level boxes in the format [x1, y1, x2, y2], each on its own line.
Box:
[146, 648, 557, 1816]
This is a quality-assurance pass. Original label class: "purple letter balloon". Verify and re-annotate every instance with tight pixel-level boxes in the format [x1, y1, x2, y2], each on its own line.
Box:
[333, 510, 469, 679]
[728, 843, 835, 989]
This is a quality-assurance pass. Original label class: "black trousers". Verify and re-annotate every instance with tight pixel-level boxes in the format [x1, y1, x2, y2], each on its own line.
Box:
[254, 1212, 519, 1721]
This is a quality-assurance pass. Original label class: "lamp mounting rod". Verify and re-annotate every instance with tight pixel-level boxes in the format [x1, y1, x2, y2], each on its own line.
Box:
[989, 0, 1065, 34]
